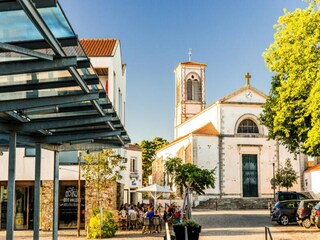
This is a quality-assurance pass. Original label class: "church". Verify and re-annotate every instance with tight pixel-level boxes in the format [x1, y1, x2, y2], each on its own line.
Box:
[152, 60, 307, 205]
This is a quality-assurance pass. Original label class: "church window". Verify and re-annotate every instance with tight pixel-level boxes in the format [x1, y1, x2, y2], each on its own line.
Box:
[193, 79, 200, 101]
[187, 79, 193, 100]
[186, 74, 201, 101]
[237, 119, 259, 134]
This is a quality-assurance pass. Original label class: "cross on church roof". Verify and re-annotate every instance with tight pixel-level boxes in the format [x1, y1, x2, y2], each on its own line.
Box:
[188, 48, 192, 61]
[245, 72, 251, 86]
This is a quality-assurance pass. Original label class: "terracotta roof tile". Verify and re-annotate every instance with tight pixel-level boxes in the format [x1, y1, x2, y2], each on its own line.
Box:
[80, 39, 118, 57]
[125, 144, 142, 152]
[192, 122, 219, 135]
[305, 164, 320, 173]
[308, 161, 315, 167]
[179, 61, 207, 67]
[156, 122, 219, 153]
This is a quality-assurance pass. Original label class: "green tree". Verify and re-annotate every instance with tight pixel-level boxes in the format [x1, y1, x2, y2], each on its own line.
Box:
[275, 158, 298, 191]
[82, 149, 125, 217]
[165, 157, 215, 219]
[139, 137, 169, 185]
[260, 1, 320, 156]
[82, 149, 125, 194]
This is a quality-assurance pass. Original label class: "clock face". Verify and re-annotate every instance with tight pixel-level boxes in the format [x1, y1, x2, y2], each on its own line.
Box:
[246, 91, 252, 98]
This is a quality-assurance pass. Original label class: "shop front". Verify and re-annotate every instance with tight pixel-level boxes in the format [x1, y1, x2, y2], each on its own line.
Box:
[59, 181, 85, 229]
[0, 182, 34, 230]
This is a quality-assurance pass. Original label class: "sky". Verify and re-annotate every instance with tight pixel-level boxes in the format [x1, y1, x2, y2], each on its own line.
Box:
[59, 0, 307, 144]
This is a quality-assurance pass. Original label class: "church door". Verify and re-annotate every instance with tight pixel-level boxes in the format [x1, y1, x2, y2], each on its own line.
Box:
[242, 154, 258, 197]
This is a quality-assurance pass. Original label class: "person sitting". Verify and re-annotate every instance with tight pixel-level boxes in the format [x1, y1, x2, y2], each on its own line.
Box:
[128, 207, 138, 230]
[153, 210, 161, 233]
[142, 207, 154, 234]
[146, 206, 154, 220]
[173, 207, 181, 224]
[119, 208, 128, 230]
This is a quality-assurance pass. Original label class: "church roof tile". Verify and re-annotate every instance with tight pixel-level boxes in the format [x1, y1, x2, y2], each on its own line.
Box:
[305, 164, 320, 173]
[179, 61, 207, 67]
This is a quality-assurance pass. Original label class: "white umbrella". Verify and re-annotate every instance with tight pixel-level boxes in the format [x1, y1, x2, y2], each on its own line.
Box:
[136, 184, 173, 209]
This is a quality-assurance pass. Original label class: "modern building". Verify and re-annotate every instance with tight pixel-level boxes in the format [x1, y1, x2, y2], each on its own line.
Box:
[153, 60, 307, 204]
[80, 38, 143, 206]
[0, 1, 137, 238]
[0, 37, 142, 232]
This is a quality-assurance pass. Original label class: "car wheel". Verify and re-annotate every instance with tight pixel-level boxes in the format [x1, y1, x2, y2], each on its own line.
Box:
[279, 215, 289, 226]
[302, 218, 312, 229]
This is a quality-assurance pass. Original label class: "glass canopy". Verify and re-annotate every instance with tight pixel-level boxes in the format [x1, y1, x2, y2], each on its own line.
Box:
[0, 0, 130, 151]
[0, 4, 74, 42]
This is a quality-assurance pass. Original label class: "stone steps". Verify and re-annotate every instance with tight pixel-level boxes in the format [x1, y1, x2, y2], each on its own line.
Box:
[196, 197, 274, 210]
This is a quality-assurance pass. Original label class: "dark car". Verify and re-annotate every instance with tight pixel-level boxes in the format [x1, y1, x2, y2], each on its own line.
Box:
[275, 191, 309, 202]
[271, 200, 301, 225]
[296, 199, 320, 228]
[310, 202, 320, 229]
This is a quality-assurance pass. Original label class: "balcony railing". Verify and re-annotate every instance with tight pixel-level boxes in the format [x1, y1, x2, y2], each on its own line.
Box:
[130, 171, 139, 178]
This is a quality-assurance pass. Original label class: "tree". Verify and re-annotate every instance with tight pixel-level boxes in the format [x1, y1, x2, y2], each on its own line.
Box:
[275, 158, 298, 191]
[165, 157, 215, 219]
[82, 149, 125, 221]
[82, 149, 125, 195]
[260, 1, 320, 156]
[139, 137, 169, 185]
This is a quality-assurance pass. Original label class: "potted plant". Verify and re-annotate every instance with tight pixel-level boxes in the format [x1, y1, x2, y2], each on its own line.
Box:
[173, 219, 201, 240]
[165, 157, 215, 240]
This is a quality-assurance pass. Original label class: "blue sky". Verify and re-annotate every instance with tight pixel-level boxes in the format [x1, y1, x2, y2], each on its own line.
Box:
[60, 0, 307, 144]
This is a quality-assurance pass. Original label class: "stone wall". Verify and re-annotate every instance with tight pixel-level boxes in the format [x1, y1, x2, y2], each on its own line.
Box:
[85, 181, 117, 227]
[40, 180, 53, 231]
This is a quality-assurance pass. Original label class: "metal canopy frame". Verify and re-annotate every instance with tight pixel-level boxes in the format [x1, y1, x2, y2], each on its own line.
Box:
[0, 0, 130, 239]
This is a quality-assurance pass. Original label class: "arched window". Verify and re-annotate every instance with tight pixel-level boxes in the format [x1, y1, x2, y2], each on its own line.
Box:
[186, 74, 201, 101]
[187, 79, 193, 100]
[193, 79, 201, 101]
[237, 119, 259, 134]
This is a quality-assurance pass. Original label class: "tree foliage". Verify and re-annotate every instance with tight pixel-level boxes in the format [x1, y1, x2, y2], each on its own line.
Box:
[139, 137, 169, 185]
[82, 149, 125, 199]
[260, 1, 320, 156]
[165, 157, 215, 195]
[275, 158, 298, 191]
[87, 209, 117, 239]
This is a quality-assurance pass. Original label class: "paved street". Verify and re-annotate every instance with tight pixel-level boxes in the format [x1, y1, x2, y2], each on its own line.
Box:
[0, 209, 320, 240]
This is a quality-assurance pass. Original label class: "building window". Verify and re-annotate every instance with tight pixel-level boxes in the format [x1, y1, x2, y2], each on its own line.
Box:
[237, 119, 259, 134]
[130, 157, 137, 172]
[25, 147, 35, 157]
[186, 74, 201, 101]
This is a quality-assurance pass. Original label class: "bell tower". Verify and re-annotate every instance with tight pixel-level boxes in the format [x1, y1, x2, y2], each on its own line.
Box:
[174, 58, 206, 138]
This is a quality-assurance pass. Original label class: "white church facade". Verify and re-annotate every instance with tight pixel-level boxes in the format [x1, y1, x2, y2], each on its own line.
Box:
[153, 61, 306, 203]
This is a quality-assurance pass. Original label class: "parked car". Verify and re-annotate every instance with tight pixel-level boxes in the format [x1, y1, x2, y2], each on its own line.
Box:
[296, 199, 320, 228]
[271, 200, 301, 226]
[275, 191, 309, 202]
[310, 202, 320, 229]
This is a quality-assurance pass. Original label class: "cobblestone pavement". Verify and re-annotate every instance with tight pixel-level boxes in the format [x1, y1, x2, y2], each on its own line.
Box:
[0, 209, 319, 240]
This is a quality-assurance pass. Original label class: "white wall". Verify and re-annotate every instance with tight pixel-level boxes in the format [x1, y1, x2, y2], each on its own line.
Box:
[0, 148, 54, 181]
[176, 105, 220, 139]
[194, 135, 219, 194]
[89, 43, 126, 126]
[311, 171, 320, 196]
[123, 148, 143, 203]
